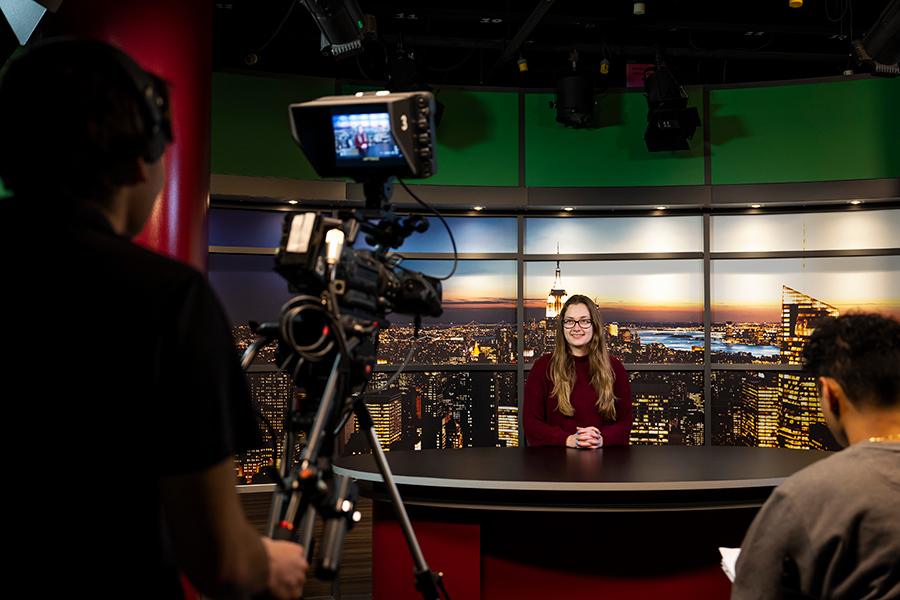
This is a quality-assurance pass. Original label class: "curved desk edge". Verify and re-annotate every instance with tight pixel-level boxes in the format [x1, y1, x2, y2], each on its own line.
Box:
[333, 465, 787, 491]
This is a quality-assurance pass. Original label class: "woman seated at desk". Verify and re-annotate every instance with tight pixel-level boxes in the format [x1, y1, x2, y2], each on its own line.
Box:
[524, 294, 633, 448]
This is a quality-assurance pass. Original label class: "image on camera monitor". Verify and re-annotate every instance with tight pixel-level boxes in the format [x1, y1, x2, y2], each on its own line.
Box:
[332, 112, 402, 163]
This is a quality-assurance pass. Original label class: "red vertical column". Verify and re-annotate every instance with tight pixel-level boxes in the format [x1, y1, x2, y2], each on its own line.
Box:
[55, 0, 212, 272]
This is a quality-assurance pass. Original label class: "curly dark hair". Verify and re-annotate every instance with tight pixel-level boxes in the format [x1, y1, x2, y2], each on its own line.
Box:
[802, 313, 900, 409]
[0, 39, 159, 205]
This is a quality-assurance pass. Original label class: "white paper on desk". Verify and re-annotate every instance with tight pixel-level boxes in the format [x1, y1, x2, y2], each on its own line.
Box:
[719, 547, 741, 582]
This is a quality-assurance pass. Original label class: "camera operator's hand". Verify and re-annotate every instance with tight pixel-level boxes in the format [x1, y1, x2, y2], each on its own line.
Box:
[262, 537, 308, 599]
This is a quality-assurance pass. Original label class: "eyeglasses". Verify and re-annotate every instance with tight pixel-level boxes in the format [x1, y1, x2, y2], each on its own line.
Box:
[563, 318, 593, 329]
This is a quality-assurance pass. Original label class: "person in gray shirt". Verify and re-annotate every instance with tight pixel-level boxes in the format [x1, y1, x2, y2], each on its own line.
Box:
[732, 313, 900, 600]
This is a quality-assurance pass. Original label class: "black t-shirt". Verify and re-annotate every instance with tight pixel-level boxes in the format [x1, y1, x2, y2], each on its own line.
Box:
[0, 199, 260, 598]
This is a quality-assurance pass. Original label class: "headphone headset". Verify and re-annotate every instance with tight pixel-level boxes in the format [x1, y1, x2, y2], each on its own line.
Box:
[107, 47, 173, 162]
[21, 37, 173, 162]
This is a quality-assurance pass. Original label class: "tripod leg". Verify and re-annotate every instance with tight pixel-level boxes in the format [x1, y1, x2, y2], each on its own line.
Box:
[266, 426, 295, 537]
[271, 353, 344, 541]
[297, 504, 317, 561]
[355, 402, 446, 599]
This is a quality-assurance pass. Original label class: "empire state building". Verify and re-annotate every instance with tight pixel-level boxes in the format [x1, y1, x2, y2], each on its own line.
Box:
[545, 247, 568, 319]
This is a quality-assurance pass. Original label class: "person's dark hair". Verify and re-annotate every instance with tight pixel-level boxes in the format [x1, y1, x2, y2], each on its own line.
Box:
[0, 39, 167, 205]
[802, 313, 900, 409]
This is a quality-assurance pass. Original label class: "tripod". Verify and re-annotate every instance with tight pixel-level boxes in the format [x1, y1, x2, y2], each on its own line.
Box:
[258, 342, 450, 600]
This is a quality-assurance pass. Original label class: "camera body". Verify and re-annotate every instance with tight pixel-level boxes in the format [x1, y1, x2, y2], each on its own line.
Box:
[275, 212, 443, 322]
[289, 90, 437, 181]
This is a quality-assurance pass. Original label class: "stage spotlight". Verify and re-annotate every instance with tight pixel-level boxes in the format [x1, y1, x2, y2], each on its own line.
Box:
[642, 64, 701, 152]
[300, 0, 371, 60]
[555, 74, 594, 128]
[387, 48, 446, 127]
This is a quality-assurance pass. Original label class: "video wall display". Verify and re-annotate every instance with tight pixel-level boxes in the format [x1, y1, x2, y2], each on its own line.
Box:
[234, 371, 302, 485]
[385, 216, 517, 254]
[526, 215, 703, 254]
[711, 371, 840, 451]
[210, 206, 898, 464]
[524, 259, 705, 363]
[628, 371, 705, 446]
[378, 259, 517, 365]
[710, 209, 900, 253]
[711, 255, 900, 365]
[208, 253, 294, 364]
[343, 371, 518, 454]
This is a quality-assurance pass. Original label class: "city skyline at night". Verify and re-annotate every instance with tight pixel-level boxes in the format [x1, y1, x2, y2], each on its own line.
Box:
[212, 210, 897, 479]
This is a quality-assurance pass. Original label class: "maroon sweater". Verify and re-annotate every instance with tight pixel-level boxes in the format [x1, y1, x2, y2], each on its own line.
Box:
[524, 353, 633, 447]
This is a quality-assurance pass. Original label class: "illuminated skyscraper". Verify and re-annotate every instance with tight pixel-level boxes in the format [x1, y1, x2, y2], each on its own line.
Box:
[629, 383, 669, 445]
[236, 372, 293, 483]
[365, 392, 403, 450]
[738, 376, 778, 447]
[497, 406, 519, 447]
[781, 286, 839, 365]
[545, 245, 569, 319]
[778, 286, 839, 449]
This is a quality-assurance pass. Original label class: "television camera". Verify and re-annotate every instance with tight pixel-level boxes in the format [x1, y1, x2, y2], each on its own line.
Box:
[241, 90, 452, 599]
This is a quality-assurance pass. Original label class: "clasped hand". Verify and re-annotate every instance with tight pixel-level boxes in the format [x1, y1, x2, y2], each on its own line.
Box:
[570, 426, 603, 449]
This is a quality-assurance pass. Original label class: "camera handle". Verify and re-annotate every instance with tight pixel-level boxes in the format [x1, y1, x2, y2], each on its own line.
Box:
[353, 399, 451, 600]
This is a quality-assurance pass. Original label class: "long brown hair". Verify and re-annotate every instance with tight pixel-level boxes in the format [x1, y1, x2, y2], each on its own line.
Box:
[549, 295, 617, 420]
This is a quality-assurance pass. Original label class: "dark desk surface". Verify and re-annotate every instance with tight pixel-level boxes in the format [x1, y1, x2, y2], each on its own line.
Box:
[335, 446, 832, 511]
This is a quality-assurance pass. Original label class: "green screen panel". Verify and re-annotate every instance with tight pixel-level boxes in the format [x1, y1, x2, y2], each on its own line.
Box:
[211, 72, 335, 179]
[423, 89, 519, 186]
[524, 89, 705, 187]
[710, 78, 900, 184]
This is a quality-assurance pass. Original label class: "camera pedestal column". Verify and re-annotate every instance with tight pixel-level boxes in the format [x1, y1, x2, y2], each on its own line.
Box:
[56, 0, 213, 271]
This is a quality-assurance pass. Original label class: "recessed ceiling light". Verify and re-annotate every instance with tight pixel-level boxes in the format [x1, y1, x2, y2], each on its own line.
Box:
[563, 207, 574, 212]
[655, 206, 668, 211]
[849, 199, 862, 205]
[473, 206, 484, 211]
[288, 200, 299, 205]
[751, 203, 762, 209]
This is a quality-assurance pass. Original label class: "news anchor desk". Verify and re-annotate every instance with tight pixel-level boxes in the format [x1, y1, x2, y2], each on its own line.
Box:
[334, 446, 830, 600]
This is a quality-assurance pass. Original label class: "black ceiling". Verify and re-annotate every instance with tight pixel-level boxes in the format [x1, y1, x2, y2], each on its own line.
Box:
[213, 1, 894, 89]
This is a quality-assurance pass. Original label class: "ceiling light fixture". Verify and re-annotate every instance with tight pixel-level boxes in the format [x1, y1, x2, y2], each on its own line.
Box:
[473, 205, 484, 211]
[643, 58, 701, 152]
[553, 50, 594, 128]
[517, 56, 529, 73]
[655, 206, 668, 211]
[299, 0, 370, 60]
[288, 200, 299, 205]
[563, 207, 574, 212]
[849, 199, 862, 205]
[751, 203, 762, 208]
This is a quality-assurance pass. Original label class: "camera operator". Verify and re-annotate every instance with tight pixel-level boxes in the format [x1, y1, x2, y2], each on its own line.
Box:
[0, 39, 307, 598]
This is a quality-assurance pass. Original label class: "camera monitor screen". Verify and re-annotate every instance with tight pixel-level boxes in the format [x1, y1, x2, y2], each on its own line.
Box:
[332, 112, 405, 166]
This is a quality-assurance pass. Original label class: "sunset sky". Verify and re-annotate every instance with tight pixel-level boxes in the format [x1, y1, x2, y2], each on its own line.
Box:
[712, 256, 900, 322]
[524, 259, 704, 323]
[525, 216, 703, 254]
[209, 211, 899, 327]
